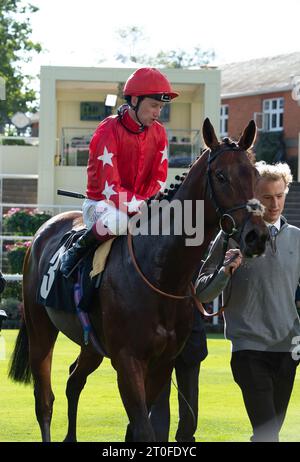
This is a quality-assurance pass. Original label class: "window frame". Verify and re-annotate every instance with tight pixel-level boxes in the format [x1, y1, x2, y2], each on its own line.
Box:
[262, 97, 284, 132]
[220, 104, 229, 137]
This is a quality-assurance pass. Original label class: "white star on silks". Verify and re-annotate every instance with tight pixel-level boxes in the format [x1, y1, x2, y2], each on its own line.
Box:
[157, 180, 166, 192]
[101, 181, 117, 200]
[97, 146, 114, 167]
[123, 195, 145, 213]
[160, 146, 168, 164]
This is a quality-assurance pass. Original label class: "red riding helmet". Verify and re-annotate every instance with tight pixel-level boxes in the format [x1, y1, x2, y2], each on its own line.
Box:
[123, 67, 179, 102]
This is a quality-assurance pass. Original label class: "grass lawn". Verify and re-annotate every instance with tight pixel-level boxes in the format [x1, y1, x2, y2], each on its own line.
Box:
[1, 330, 300, 442]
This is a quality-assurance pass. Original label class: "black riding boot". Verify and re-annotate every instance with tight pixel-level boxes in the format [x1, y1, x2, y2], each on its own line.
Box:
[60, 228, 100, 277]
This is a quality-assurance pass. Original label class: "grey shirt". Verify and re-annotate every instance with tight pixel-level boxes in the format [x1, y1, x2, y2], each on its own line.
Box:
[196, 217, 300, 352]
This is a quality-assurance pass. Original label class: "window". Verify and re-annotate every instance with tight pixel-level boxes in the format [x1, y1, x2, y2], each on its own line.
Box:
[159, 104, 170, 123]
[262, 98, 284, 132]
[80, 102, 112, 121]
[220, 104, 228, 137]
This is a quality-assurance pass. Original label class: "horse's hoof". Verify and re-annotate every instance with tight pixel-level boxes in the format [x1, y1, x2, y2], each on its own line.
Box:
[63, 436, 77, 443]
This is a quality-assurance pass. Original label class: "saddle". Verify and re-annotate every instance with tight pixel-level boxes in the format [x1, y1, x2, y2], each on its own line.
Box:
[38, 229, 114, 313]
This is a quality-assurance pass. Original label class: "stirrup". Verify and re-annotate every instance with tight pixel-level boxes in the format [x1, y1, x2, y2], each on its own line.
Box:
[62, 257, 83, 279]
[61, 246, 96, 278]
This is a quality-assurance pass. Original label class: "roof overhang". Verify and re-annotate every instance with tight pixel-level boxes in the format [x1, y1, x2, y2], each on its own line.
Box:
[221, 85, 292, 99]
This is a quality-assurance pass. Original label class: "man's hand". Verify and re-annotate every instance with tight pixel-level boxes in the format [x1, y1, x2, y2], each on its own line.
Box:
[223, 249, 243, 275]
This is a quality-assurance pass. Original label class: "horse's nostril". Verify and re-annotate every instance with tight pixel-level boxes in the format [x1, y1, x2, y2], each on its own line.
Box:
[245, 230, 258, 245]
[244, 229, 268, 258]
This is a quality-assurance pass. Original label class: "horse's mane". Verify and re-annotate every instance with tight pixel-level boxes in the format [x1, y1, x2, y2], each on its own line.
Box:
[148, 137, 255, 204]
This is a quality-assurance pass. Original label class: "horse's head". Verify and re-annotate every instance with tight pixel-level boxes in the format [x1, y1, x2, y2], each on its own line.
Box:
[202, 118, 268, 258]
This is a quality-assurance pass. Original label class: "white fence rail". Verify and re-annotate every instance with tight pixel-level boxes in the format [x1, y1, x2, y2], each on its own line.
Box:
[0, 201, 79, 276]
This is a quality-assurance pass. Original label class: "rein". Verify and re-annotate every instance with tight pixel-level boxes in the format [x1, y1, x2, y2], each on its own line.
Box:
[127, 232, 220, 317]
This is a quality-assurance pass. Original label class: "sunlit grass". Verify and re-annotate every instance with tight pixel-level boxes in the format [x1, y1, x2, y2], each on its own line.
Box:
[0, 330, 299, 442]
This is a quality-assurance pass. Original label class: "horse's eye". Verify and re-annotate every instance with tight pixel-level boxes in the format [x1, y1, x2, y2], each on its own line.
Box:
[215, 171, 227, 183]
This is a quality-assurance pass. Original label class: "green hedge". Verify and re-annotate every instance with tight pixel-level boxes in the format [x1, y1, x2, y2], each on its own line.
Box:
[3, 208, 52, 274]
[0, 298, 21, 329]
[0, 281, 23, 329]
[255, 131, 286, 163]
[5, 242, 31, 274]
[3, 208, 52, 236]
[1, 139, 31, 146]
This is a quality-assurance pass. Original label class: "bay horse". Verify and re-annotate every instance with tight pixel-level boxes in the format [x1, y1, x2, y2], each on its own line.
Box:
[9, 118, 268, 442]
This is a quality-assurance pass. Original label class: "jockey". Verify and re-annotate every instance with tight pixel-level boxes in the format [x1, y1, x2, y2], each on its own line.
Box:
[60, 67, 179, 277]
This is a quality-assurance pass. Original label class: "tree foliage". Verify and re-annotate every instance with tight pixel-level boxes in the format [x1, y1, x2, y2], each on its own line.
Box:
[115, 25, 215, 68]
[115, 25, 145, 64]
[151, 47, 215, 69]
[0, 0, 42, 131]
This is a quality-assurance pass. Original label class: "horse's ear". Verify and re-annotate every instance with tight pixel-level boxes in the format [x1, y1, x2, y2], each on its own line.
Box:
[202, 118, 219, 149]
[238, 120, 257, 151]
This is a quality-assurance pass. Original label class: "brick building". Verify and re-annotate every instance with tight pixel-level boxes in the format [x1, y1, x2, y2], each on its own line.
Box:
[220, 52, 300, 179]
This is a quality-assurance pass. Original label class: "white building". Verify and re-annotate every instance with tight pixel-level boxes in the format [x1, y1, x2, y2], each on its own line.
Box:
[1, 65, 221, 208]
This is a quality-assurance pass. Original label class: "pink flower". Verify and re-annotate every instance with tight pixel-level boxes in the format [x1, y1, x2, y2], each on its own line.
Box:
[5, 240, 32, 252]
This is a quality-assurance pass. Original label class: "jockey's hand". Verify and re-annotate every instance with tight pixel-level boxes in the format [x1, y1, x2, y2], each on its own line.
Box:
[223, 249, 242, 275]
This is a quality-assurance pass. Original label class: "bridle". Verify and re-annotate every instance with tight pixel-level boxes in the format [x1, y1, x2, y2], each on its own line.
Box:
[127, 144, 265, 317]
[206, 144, 264, 238]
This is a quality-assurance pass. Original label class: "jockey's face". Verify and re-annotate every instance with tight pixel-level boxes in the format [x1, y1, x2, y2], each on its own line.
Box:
[130, 96, 165, 127]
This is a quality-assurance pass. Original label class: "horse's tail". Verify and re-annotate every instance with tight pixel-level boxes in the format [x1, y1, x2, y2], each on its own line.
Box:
[8, 319, 32, 384]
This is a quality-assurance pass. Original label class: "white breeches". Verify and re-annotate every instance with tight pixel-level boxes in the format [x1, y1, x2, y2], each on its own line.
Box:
[82, 199, 128, 235]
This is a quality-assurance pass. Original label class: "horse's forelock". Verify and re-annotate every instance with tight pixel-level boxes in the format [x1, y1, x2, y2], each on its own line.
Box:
[220, 137, 255, 165]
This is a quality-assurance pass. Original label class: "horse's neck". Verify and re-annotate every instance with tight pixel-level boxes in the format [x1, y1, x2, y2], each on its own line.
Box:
[133, 153, 219, 293]
[153, 227, 216, 292]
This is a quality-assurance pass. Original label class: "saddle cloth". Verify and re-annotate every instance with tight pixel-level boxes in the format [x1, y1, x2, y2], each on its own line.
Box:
[38, 230, 115, 313]
[90, 238, 116, 278]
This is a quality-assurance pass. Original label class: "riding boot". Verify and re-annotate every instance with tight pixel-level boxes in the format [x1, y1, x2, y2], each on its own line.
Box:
[60, 226, 110, 277]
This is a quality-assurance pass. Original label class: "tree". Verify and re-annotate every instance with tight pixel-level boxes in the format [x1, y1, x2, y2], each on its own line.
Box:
[151, 46, 215, 69]
[0, 0, 42, 133]
[115, 25, 146, 64]
[115, 25, 215, 69]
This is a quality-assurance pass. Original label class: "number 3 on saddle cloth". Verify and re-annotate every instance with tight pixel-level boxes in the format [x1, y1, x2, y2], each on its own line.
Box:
[38, 229, 111, 356]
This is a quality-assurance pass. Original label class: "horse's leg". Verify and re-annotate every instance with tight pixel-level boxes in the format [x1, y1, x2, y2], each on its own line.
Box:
[146, 363, 174, 412]
[64, 348, 103, 442]
[114, 350, 154, 442]
[144, 363, 174, 442]
[124, 364, 173, 443]
[25, 301, 59, 442]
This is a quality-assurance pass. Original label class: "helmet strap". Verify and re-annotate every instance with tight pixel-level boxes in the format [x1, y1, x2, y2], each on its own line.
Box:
[131, 96, 145, 130]
[118, 100, 145, 134]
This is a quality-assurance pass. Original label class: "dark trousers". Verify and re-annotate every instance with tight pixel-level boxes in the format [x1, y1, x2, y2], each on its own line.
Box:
[149, 359, 201, 442]
[231, 350, 298, 442]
